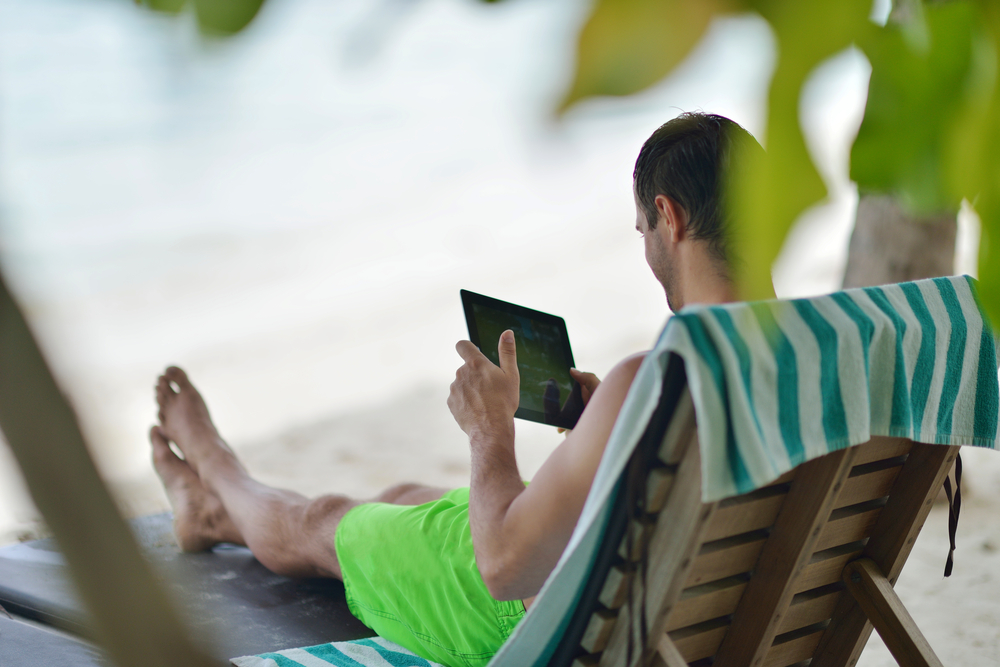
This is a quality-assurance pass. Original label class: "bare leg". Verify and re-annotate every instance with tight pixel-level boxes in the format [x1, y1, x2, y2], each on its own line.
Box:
[153, 366, 448, 580]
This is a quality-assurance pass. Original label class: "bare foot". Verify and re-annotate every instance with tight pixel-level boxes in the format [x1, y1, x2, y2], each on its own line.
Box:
[150, 426, 242, 552]
[155, 366, 238, 478]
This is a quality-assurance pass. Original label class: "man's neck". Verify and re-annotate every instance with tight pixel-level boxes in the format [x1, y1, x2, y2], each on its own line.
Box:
[669, 243, 739, 311]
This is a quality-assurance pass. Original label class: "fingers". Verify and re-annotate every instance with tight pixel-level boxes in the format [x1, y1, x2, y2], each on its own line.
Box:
[570, 368, 600, 391]
[456, 340, 483, 363]
[497, 330, 518, 378]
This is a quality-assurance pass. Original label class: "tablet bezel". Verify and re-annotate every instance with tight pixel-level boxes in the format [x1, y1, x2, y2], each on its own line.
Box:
[460, 289, 583, 429]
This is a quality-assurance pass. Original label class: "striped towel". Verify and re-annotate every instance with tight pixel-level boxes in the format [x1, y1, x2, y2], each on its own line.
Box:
[665, 274, 999, 502]
[231, 636, 445, 667]
[488, 274, 999, 667]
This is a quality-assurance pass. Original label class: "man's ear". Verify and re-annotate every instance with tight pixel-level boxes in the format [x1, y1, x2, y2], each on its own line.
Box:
[653, 194, 687, 244]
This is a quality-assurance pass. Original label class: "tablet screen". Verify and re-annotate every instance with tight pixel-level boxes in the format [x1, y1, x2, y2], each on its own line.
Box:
[461, 290, 584, 429]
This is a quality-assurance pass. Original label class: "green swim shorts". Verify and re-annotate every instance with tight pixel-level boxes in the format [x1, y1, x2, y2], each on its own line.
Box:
[335, 487, 526, 667]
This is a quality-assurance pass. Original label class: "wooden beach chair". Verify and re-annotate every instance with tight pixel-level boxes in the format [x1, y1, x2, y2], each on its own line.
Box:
[553, 355, 957, 667]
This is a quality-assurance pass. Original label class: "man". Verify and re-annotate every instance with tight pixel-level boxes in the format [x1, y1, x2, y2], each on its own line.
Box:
[151, 112, 756, 666]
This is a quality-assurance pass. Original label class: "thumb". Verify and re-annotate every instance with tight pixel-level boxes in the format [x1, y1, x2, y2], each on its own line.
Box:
[498, 330, 518, 378]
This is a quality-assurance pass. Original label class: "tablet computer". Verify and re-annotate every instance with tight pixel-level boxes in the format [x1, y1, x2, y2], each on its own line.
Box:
[461, 290, 584, 429]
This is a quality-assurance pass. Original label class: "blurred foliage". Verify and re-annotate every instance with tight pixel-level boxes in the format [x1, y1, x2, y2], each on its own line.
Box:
[560, 0, 1000, 326]
[137, 0, 1000, 326]
[139, 0, 265, 35]
[559, 0, 733, 110]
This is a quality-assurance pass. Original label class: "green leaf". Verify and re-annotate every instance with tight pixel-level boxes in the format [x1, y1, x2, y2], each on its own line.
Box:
[948, 2, 1000, 329]
[138, 0, 187, 15]
[851, 1, 978, 214]
[137, 0, 266, 34]
[559, 0, 737, 111]
[731, 0, 871, 300]
[193, 0, 266, 35]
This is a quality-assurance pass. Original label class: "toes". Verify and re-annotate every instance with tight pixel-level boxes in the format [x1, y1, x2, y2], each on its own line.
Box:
[165, 366, 192, 390]
[158, 375, 175, 395]
[150, 426, 183, 469]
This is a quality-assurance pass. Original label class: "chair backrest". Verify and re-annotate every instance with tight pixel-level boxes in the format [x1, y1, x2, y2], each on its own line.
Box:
[567, 367, 958, 667]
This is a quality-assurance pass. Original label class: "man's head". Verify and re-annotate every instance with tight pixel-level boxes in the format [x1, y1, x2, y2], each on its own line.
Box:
[632, 112, 762, 310]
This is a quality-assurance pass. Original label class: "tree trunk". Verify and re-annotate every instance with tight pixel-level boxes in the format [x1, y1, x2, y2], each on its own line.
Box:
[842, 194, 956, 289]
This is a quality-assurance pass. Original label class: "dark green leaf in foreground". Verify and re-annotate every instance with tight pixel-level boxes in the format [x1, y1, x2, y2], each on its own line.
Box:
[193, 0, 267, 35]
[852, 2, 978, 214]
[560, 0, 736, 111]
[138, 0, 187, 14]
[945, 1, 1000, 327]
[730, 0, 871, 300]
[138, 0, 266, 35]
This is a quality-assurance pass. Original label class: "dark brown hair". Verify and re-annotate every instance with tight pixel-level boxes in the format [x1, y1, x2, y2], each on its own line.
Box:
[633, 112, 762, 265]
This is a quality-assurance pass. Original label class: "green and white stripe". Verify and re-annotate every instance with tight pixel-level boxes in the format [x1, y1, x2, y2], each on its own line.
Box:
[231, 636, 445, 667]
[664, 275, 1000, 501]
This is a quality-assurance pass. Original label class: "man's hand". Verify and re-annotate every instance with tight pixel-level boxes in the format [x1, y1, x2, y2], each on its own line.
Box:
[558, 368, 601, 434]
[570, 368, 600, 405]
[448, 330, 520, 438]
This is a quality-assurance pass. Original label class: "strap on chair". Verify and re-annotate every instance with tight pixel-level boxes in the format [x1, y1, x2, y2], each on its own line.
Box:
[942, 453, 962, 577]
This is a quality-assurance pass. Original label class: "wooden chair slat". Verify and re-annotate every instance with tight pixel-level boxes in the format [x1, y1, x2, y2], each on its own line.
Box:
[776, 588, 842, 635]
[581, 608, 618, 654]
[703, 492, 786, 543]
[669, 620, 729, 663]
[848, 437, 912, 466]
[598, 565, 634, 611]
[795, 546, 864, 594]
[686, 536, 765, 587]
[647, 467, 677, 513]
[813, 506, 882, 552]
[762, 628, 825, 667]
[833, 465, 901, 509]
[666, 577, 748, 632]
[618, 517, 656, 562]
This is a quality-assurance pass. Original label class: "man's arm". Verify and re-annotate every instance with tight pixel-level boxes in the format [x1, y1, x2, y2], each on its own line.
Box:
[449, 331, 645, 601]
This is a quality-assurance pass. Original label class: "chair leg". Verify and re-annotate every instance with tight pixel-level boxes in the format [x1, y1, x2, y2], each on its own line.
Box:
[842, 558, 943, 667]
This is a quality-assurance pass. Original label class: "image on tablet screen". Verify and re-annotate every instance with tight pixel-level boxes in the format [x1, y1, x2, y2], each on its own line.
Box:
[471, 303, 575, 421]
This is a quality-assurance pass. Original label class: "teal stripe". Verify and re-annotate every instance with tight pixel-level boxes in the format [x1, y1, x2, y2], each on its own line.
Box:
[974, 325, 999, 441]
[932, 277, 967, 435]
[965, 277, 1000, 442]
[679, 312, 752, 493]
[831, 292, 875, 376]
[862, 287, 913, 434]
[257, 653, 309, 667]
[749, 303, 805, 465]
[710, 308, 765, 442]
[356, 639, 433, 666]
[791, 300, 849, 448]
[900, 282, 937, 439]
[303, 644, 367, 667]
